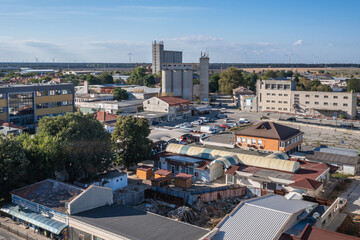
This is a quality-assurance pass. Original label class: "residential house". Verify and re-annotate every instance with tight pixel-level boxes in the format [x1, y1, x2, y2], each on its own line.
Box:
[235, 121, 303, 154]
[233, 86, 257, 111]
[94, 111, 118, 133]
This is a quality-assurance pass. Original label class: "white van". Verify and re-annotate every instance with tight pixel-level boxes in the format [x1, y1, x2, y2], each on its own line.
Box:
[200, 126, 218, 134]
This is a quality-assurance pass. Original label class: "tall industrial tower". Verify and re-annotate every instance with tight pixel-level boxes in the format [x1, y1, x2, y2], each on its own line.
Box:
[199, 52, 209, 101]
[152, 41, 182, 74]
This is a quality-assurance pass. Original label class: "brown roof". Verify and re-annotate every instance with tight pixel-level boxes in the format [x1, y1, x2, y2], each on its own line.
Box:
[232, 86, 254, 95]
[154, 169, 172, 176]
[0, 120, 26, 129]
[11, 179, 83, 213]
[235, 121, 302, 140]
[196, 160, 211, 170]
[225, 165, 240, 175]
[158, 96, 190, 106]
[289, 178, 323, 190]
[306, 151, 359, 166]
[94, 111, 118, 123]
[280, 225, 360, 240]
[175, 173, 193, 179]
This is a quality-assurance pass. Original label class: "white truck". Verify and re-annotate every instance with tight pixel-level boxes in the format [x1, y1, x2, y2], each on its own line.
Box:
[200, 126, 218, 134]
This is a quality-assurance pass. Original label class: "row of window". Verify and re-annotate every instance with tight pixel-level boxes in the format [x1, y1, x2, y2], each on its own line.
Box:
[304, 101, 348, 107]
[301, 94, 348, 99]
[266, 107, 288, 111]
[36, 89, 73, 97]
[0, 107, 4, 113]
[279, 135, 303, 148]
[236, 137, 263, 147]
[266, 100, 288, 104]
[265, 84, 291, 90]
[266, 93, 289, 96]
[36, 100, 73, 109]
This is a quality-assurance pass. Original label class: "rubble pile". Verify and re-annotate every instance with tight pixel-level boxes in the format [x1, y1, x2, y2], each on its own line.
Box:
[167, 206, 197, 223]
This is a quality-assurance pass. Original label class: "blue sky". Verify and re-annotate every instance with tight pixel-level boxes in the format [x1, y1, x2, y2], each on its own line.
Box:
[0, 0, 359, 63]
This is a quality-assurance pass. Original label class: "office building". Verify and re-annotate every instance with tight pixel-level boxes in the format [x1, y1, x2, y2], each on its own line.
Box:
[256, 79, 357, 119]
[152, 41, 182, 74]
[0, 83, 74, 128]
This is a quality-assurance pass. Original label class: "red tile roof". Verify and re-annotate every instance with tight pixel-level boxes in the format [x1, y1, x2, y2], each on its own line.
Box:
[0, 120, 25, 129]
[294, 161, 329, 181]
[289, 178, 323, 190]
[154, 169, 171, 176]
[158, 96, 190, 106]
[175, 173, 193, 179]
[94, 111, 118, 122]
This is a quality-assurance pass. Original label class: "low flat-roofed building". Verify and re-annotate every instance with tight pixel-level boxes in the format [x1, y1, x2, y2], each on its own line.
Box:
[235, 121, 303, 154]
[76, 99, 143, 114]
[69, 204, 208, 240]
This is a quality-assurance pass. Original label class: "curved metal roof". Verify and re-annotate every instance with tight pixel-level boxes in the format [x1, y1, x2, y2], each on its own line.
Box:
[165, 144, 300, 173]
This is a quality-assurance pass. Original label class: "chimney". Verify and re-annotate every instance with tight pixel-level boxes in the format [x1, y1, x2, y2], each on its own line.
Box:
[84, 80, 89, 94]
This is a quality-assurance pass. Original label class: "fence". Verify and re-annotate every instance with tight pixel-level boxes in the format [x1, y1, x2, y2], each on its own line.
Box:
[0, 221, 40, 240]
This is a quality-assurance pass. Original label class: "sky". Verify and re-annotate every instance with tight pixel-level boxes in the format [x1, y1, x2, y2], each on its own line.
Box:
[0, 0, 359, 63]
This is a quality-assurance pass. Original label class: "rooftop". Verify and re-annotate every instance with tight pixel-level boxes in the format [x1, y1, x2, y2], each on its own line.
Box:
[175, 173, 193, 179]
[94, 111, 118, 123]
[70, 204, 208, 240]
[11, 179, 83, 213]
[314, 146, 359, 157]
[306, 151, 359, 165]
[158, 96, 190, 106]
[154, 169, 171, 176]
[236, 121, 302, 140]
[212, 195, 317, 240]
[289, 178, 323, 191]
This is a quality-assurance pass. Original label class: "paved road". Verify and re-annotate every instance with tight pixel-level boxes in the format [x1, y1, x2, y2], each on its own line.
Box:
[0, 228, 21, 240]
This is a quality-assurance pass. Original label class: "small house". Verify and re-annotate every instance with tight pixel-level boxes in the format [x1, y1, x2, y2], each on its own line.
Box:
[136, 166, 153, 180]
[174, 173, 193, 189]
[154, 169, 172, 182]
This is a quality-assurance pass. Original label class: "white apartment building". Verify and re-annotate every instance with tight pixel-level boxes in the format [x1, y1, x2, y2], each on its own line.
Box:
[257, 79, 357, 119]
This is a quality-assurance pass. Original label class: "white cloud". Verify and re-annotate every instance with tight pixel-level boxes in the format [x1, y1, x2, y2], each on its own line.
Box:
[293, 40, 303, 46]
[163, 35, 223, 44]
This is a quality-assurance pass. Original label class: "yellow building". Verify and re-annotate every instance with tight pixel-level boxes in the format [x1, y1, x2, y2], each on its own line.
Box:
[0, 83, 74, 128]
[235, 121, 303, 154]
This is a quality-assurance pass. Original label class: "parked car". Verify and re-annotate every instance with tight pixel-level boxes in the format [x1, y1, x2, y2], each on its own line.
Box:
[168, 138, 178, 143]
[216, 114, 228, 119]
[191, 120, 203, 125]
[227, 122, 238, 128]
[200, 126, 218, 134]
[286, 117, 296, 121]
[199, 117, 210, 123]
[239, 118, 250, 123]
[220, 124, 231, 129]
[180, 123, 193, 128]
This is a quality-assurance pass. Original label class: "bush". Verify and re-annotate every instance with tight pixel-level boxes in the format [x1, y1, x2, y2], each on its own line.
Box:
[331, 172, 352, 179]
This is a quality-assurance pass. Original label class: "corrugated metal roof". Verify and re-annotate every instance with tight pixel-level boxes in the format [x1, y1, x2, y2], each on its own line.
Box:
[306, 151, 359, 165]
[166, 144, 300, 173]
[212, 195, 318, 240]
[314, 146, 359, 157]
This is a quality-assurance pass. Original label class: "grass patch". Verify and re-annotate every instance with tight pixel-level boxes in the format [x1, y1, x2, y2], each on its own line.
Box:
[331, 173, 353, 179]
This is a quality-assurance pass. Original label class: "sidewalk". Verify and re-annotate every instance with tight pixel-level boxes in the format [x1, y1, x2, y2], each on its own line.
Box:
[0, 216, 49, 240]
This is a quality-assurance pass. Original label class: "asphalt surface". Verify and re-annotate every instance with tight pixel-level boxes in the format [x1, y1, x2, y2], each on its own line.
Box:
[0, 228, 21, 240]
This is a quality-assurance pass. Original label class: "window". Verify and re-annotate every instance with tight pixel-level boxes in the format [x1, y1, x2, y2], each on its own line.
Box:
[278, 108, 282, 110]
[333, 103, 338, 106]
[272, 93, 276, 96]
[306, 95, 310, 97]
[271, 107, 275, 110]
[324, 102, 328, 105]
[247, 138, 251, 144]
[284, 101, 288, 104]
[62, 89, 69, 94]
[315, 95, 319, 98]
[305, 101, 310, 104]
[236, 137, 241, 143]
[284, 94, 288, 96]
[279, 94, 283, 96]
[265, 84, 270, 89]
[252, 139, 256, 144]
[333, 96, 338, 99]
[271, 100, 275, 103]
[42, 90, 48, 96]
[257, 139, 262, 147]
[315, 102, 319, 105]
[266, 107, 270, 110]
[241, 137, 246, 143]
[49, 90, 55, 96]
[324, 95, 328, 98]
[0, 107, 4, 113]
[344, 96, 348, 99]
[36, 91, 42, 97]
[283, 108, 287, 110]
[278, 101, 282, 103]
[266, 93, 270, 95]
[55, 90, 61, 95]
[284, 85, 290, 90]
[294, 94, 299, 97]
[343, 103, 348, 106]
[266, 100, 270, 103]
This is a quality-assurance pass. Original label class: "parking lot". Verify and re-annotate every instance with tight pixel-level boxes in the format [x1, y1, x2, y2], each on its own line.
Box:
[150, 95, 360, 149]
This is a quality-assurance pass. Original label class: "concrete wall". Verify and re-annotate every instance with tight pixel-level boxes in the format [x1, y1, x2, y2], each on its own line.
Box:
[182, 70, 193, 100]
[68, 186, 113, 215]
[199, 55, 209, 101]
[143, 97, 170, 113]
[103, 175, 128, 191]
[172, 70, 183, 97]
[161, 70, 172, 94]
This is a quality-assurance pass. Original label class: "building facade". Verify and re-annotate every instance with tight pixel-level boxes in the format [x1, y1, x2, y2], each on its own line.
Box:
[256, 79, 357, 118]
[152, 41, 183, 74]
[0, 83, 74, 128]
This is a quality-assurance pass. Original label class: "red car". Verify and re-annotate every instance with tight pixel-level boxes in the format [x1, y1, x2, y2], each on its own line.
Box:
[220, 124, 231, 129]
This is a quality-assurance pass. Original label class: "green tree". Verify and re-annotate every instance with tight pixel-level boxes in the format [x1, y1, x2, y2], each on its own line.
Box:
[127, 67, 147, 85]
[316, 84, 332, 92]
[218, 67, 246, 94]
[37, 113, 113, 182]
[99, 72, 114, 84]
[310, 79, 321, 91]
[113, 88, 129, 100]
[244, 72, 258, 92]
[209, 73, 220, 92]
[144, 74, 156, 87]
[346, 78, 360, 92]
[112, 116, 153, 168]
[0, 136, 29, 194]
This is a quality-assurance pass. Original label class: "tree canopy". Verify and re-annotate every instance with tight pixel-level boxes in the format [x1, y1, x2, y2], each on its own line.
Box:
[218, 67, 247, 94]
[113, 88, 129, 101]
[112, 116, 153, 168]
[37, 112, 113, 182]
[127, 67, 156, 86]
[346, 78, 360, 92]
[209, 73, 220, 93]
[0, 136, 29, 194]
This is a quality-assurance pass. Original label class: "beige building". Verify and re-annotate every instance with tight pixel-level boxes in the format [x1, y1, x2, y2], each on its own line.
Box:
[257, 79, 357, 119]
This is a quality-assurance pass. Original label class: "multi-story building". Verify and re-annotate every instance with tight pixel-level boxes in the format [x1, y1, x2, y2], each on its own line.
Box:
[0, 83, 74, 128]
[235, 121, 303, 154]
[152, 41, 182, 74]
[256, 79, 357, 119]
